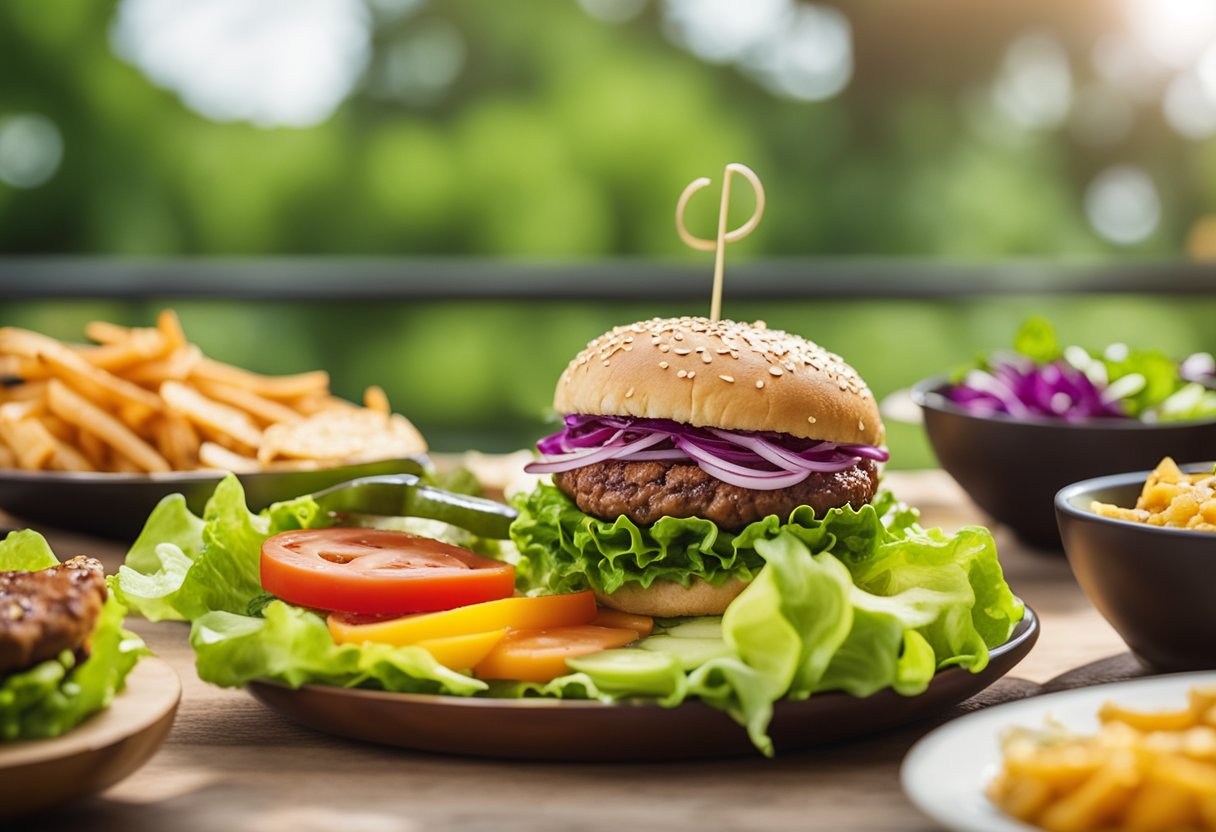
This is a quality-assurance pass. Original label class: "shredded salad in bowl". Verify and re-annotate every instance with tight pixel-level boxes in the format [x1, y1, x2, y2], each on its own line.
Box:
[945, 317, 1216, 423]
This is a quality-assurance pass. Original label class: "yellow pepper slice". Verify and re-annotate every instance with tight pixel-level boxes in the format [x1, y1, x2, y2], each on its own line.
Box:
[414, 629, 507, 671]
[327, 590, 596, 647]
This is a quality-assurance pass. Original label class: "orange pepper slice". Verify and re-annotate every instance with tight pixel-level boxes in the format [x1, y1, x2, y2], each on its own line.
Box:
[473, 625, 640, 683]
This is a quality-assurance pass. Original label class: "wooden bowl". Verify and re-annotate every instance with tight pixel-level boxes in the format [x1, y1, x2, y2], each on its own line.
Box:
[0, 657, 181, 819]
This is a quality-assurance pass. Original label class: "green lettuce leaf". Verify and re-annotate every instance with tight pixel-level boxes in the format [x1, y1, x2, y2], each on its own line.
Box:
[502, 498, 1023, 755]
[511, 483, 770, 594]
[113, 476, 329, 621]
[191, 601, 484, 694]
[0, 531, 148, 740]
[1012, 316, 1061, 364]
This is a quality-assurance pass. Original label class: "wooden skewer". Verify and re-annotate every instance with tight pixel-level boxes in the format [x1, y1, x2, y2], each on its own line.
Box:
[675, 163, 766, 322]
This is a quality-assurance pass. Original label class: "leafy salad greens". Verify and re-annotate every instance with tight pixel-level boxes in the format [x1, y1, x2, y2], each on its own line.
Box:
[947, 316, 1216, 423]
[114, 475, 1023, 755]
[0, 530, 147, 740]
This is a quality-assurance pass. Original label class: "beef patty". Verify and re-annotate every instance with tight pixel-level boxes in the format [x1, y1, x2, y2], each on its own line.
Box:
[0, 556, 107, 675]
[554, 458, 878, 531]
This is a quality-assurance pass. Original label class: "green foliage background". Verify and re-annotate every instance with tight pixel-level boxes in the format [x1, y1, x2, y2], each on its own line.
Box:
[2, 2, 1214, 465]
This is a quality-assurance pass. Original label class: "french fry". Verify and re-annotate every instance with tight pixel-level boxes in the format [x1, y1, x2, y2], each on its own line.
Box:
[191, 357, 329, 400]
[0, 417, 57, 470]
[1101, 702, 1200, 733]
[122, 345, 202, 388]
[111, 454, 141, 474]
[289, 394, 357, 416]
[153, 413, 201, 470]
[83, 320, 134, 346]
[0, 381, 47, 403]
[198, 441, 260, 473]
[160, 381, 262, 451]
[364, 385, 390, 415]
[37, 348, 163, 413]
[77, 428, 108, 470]
[157, 309, 187, 352]
[193, 378, 302, 425]
[46, 379, 170, 473]
[74, 328, 170, 371]
[0, 399, 44, 422]
[47, 437, 93, 472]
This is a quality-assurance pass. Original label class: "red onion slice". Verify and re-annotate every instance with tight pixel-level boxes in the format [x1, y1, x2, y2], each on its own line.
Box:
[524, 414, 888, 490]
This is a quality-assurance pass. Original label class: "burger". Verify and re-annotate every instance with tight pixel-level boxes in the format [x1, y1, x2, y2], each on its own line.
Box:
[512, 316, 889, 617]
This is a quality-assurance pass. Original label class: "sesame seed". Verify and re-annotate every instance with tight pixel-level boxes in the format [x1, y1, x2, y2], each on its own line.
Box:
[719, 374, 735, 383]
[659, 361, 669, 369]
[660, 344, 670, 353]
[674, 348, 691, 355]
[701, 354, 712, 364]
[756, 380, 765, 389]
[858, 420, 865, 431]
[695, 347, 705, 353]
[602, 360, 611, 367]
[626, 387, 635, 398]
[677, 369, 687, 378]
[674, 333, 685, 341]
[807, 416, 817, 424]
[687, 371, 696, 379]
[768, 367, 783, 377]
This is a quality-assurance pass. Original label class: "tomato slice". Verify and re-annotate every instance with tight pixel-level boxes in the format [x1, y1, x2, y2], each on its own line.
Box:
[592, 608, 654, 637]
[261, 528, 514, 615]
[473, 625, 640, 683]
[327, 591, 597, 646]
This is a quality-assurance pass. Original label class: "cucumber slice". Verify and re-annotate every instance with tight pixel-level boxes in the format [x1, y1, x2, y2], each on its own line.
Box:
[639, 635, 732, 670]
[658, 617, 723, 640]
[566, 649, 682, 696]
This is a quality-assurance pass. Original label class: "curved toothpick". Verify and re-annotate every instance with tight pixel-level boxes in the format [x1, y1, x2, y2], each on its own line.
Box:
[675, 163, 766, 321]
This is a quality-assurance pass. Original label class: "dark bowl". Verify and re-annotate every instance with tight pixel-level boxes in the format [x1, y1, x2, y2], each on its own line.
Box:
[1056, 466, 1216, 672]
[0, 456, 428, 542]
[912, 376, 1216, 549]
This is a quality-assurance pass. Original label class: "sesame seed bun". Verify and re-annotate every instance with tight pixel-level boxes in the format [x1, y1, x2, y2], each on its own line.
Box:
[593, 577, 749, 617]
[554, 317, 884, 446]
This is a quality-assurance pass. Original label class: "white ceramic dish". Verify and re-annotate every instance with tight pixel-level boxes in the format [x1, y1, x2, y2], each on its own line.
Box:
[901, 671, 1216, 832]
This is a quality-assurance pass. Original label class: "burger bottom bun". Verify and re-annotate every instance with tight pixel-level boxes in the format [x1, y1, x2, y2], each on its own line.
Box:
[593, 577, 750, 618]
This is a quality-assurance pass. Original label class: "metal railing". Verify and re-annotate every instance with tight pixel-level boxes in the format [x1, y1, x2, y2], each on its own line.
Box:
[1, 258, 1213, 299]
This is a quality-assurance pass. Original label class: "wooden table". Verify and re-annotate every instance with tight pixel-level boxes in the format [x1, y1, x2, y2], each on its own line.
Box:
[24, 470, 1137, 832]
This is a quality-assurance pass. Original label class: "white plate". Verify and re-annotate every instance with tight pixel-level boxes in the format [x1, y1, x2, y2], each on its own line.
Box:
[900, 671, 1216, 832]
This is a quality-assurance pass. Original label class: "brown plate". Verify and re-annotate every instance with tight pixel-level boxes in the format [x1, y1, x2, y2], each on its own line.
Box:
[248, 606, 1038, 760]
[0, 455, 427, 541]
[0, 657, 180, 818]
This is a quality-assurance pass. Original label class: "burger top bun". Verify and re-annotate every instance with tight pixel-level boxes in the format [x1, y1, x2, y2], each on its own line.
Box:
[554, 316, 884, 446]
[593, 577, 750, 617]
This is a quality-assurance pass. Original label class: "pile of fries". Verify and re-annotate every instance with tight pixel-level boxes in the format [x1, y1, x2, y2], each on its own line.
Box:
[1093, 457, 1216, 531]
[989, 686, 1216, 831]
[0, 311, 426, 474]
